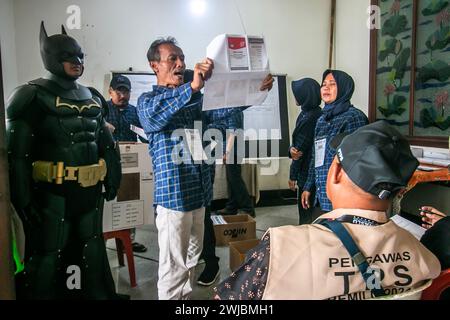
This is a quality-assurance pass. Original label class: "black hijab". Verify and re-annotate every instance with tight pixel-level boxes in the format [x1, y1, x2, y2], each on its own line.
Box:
[291, 78, 322, 130]
[292, 78, 321, 113]
[321, 69, 355, 121]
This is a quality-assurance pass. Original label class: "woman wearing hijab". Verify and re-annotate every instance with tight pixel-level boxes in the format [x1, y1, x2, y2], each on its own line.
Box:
[301, 70, 368, 212]
[288, 78, 323, 224]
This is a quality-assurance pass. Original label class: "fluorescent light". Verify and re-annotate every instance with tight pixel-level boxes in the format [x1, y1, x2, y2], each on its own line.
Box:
[190, 0, 206, 16]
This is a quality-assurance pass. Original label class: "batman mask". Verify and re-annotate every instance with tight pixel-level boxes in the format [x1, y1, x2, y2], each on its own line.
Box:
[39, 21, 85, 80]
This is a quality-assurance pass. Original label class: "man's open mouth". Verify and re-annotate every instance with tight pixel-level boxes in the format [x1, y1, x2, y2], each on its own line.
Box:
[174, 70, 184, 78]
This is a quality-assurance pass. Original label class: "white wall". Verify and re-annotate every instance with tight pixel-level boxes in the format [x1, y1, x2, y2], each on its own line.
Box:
[8, 0, 331, 190]
[334, 0, 371, 114]
[0, 0, 18, 102]
[12, 0, 331, 94]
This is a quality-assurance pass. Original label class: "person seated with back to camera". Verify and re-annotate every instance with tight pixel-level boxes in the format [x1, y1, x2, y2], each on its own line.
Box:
[214, 121, 441, 300]
[419, 206, 449, 270]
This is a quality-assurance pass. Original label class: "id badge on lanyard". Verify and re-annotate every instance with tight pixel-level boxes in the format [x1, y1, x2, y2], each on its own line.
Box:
[315, 138, 326, 168]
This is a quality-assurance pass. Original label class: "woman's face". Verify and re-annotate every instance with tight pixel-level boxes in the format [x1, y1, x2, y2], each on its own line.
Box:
[321, 73, 338, 104]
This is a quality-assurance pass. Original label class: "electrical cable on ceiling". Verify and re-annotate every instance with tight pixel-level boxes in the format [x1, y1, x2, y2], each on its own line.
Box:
[233, 0, 247, 34]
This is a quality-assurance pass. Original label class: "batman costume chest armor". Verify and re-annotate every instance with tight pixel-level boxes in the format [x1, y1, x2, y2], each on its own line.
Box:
[30, 88, 103, 166]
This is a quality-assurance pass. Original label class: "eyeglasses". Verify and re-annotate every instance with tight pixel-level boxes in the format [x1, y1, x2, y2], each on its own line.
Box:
[114, 88, 131, 95]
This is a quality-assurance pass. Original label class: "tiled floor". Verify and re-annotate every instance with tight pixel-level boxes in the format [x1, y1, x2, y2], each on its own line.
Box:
[106, 205, 299, 300]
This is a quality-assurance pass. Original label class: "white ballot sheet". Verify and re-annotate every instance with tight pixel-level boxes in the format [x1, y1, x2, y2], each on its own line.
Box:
[211, 215, 228, 225]
[228, 36, 249, 71]
[243, 76, 281, 140]
[248, 36, 268, 71]
[130, 124, 147, 140]
[391, 215, 426, 240]
[203, 34, 270, 111]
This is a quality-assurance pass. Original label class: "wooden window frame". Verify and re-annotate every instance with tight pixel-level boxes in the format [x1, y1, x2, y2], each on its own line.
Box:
[369, 0, 448, 148]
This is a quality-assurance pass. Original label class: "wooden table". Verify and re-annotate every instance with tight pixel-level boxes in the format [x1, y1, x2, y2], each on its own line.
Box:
[405, 167, 450, 192]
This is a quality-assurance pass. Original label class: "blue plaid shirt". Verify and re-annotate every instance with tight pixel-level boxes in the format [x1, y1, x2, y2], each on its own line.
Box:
[206, 106, 244, 148]
[137, 83, 241, 212]
[105, 101, 143, 142]
[303, 106, 368, 211]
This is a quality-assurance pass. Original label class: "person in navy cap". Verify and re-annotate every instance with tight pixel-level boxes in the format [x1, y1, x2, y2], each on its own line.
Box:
[106, 75, 147, 143]
[106, 75, 148, 253]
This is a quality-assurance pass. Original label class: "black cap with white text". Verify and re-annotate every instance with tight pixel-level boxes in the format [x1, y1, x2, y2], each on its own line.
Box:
[330, 121, 419, 199]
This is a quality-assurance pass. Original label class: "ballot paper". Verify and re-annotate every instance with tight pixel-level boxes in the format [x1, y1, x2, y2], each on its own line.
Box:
[417, 157, 450, 167]
[130, 125, 147, 140]
[211, 215, 228, 225]
[391, 215, 426, 240]
[203, 34, 270, 110]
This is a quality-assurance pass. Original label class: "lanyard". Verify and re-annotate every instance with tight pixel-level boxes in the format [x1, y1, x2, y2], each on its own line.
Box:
[317, 219, 386, 297]
[316, 215, 384, 227]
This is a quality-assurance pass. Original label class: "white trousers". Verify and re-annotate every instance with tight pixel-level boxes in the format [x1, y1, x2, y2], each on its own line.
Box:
[155, 205, 205, 300]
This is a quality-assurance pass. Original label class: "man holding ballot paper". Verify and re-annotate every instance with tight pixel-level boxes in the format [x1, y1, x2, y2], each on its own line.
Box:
[136, 36, 273, 300]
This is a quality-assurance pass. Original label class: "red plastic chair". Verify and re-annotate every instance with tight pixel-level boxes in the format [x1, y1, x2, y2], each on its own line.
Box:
[103, 229, 137, 288]
[422, 269, 450, 300]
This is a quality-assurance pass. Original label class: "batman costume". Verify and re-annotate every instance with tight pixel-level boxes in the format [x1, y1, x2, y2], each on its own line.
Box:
[6, 22, 122, 299]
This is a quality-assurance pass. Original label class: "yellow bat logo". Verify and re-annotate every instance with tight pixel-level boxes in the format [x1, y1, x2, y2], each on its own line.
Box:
[56, 96, 101, 113]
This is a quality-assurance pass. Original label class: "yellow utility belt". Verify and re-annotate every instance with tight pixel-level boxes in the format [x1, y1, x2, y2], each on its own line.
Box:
[32, 159, 107, 188]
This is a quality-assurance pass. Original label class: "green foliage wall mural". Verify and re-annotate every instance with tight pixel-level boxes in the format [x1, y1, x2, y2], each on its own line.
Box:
[375, 0, 450, 138]
[416, 0, 450, 134]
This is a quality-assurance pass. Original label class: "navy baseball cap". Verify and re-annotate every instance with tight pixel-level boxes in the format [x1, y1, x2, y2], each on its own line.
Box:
[330, 121, 419, 199]
[110, 75, 131, 90]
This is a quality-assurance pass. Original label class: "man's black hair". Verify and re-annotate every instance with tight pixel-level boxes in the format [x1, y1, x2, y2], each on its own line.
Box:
[146, 36, 178, 62]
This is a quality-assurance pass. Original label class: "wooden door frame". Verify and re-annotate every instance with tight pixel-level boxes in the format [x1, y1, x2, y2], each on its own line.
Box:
[0, 43, 16, 299]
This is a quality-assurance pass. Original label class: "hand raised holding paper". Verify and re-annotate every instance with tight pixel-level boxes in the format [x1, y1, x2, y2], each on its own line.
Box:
[260, 73, 274, 91]
[191, 58, 214, 92]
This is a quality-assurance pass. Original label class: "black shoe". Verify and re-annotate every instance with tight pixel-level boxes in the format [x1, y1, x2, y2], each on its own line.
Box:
[132, 242, 147, 253]
[114, 293, 131, 300]
[217, 208, 238, 215]
[197, 263, 220, 286]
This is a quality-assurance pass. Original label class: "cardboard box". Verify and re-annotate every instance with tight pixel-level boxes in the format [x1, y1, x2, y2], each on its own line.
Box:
[229, 239, 261, 271]
[103, 143, 154, 232]
[212, 214, 256, 246]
